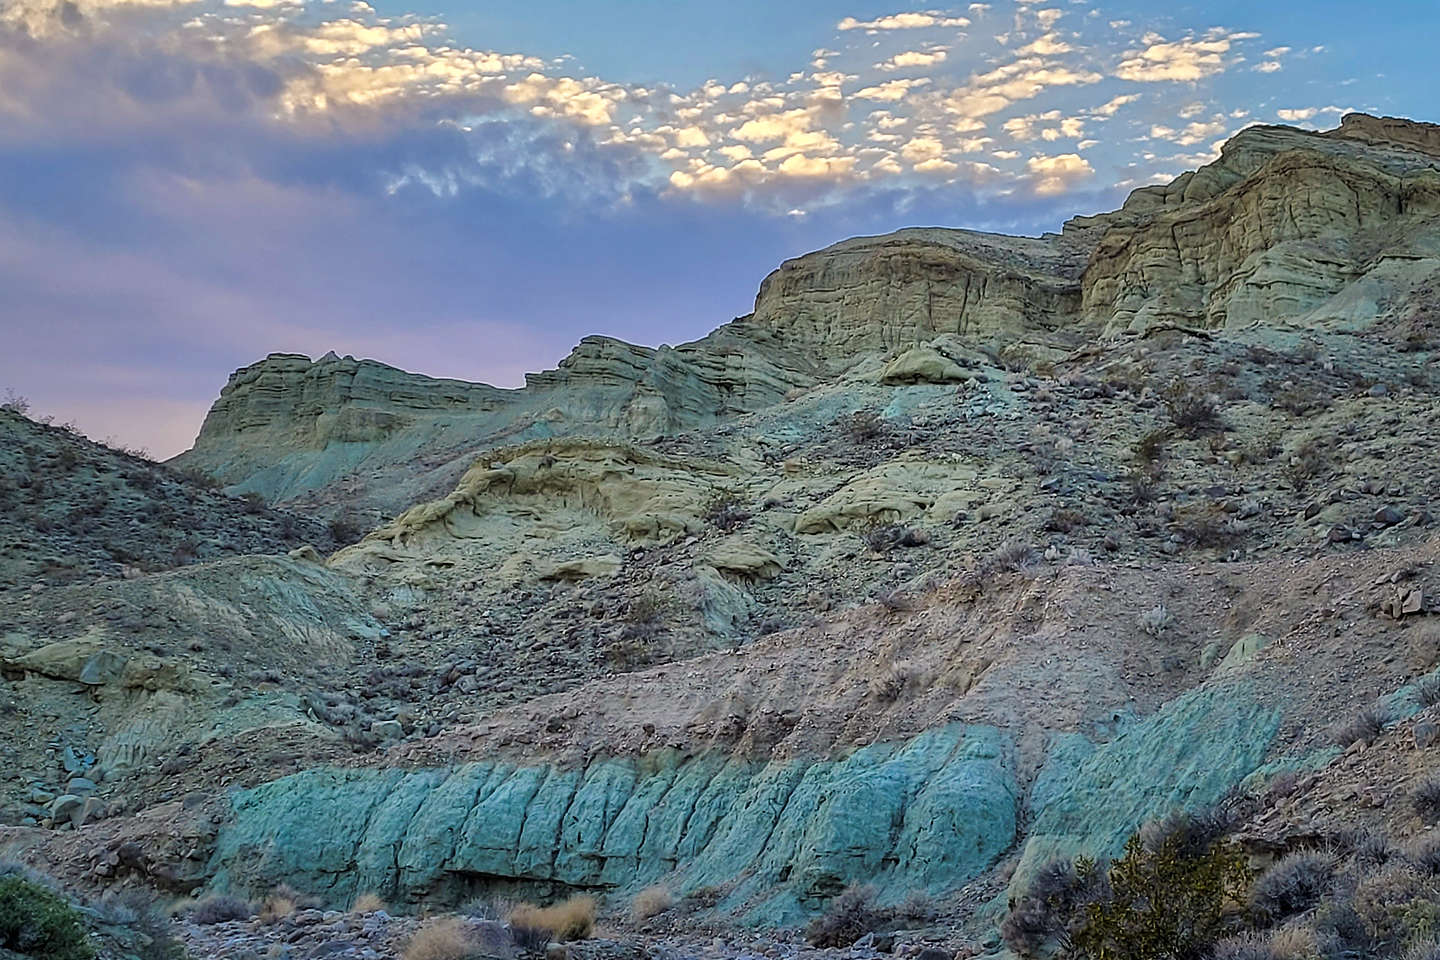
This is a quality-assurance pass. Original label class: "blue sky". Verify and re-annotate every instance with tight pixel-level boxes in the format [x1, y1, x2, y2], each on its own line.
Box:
[0, 0, 1431, 456]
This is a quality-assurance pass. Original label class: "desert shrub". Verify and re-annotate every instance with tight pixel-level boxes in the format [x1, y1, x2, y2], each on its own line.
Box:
[258, 893, 295, 922]
[188, 894, 253, 925]
[1328, 704, 1391, 748]
[1, 390, 31, 416]
[1250, 852, 1334, 923]
[1044, 507, 1088, 533]
[178, 466, 222, 491]
[983, 540, 1037, 577]
[508, 896, 594, 943]
[1348, 862, 1440, 952]
[351, 893, 386, 914]
[1412, 838, 1440, 877]
[1210, 930, 1272, 960]
[629, 885, 673, 923]
[404, 918, 478, 960]
[1001, 858, 1107, 957]
[508, 921, 550, 955]
[1286, 441, 1329, 492]
[1352, 830, 1396, 869]
[1416, 672, 1440, 709]
[1059, 820, 1250, 960]
[1163, 380, 1222, 434]
[805, 884, 886, 948]
[1413, 778, 1440, 824]
[1271, 382, 1332, 416]
[869, 661, 921, 703]
[1137, 603, 1172, 639]
[841, 411, 888, 443]
[1171, 501, 1239, 548]
[0, 876, 95, 960]
[461, 897, 514, 922]
[328, 513, 366, 546]
[704, 497, 750, 532]
[240, 491, 267, 515]
[862, 522, 928, 553]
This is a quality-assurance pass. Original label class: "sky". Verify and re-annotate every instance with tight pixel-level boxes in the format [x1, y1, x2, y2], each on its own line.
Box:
[0, 0, 1432, 457]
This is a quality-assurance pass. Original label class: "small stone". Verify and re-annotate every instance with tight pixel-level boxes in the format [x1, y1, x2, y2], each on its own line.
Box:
[66, 777, 97, 796]
[1375, 505, 1406, 526]
[1327, 525, 1353, 544]
[1368, 383, 1389, 397]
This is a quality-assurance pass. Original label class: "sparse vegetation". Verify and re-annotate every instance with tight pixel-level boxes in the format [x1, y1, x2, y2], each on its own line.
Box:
[805, 884, 886, 948]
[188, 894, 254, 925]
[862, 521, 928, 553]
[508, 896, 595, 943]
[629, 885, 673, 923]
[1328, 704, 1390, 748]
[351, 892, 386, 914]
[1162, 379, 1223, 434]
[1250, 852, 1334, 922]
[704, 496, 750, 532]
[0, 875, 95, 960]
[404, 918, 479, 960]
[1137, 603, 1172, 639]
[1412, 778, 1440, 824]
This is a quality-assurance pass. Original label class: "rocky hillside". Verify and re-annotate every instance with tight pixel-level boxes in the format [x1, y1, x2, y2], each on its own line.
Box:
[3, 113, 1440, 960]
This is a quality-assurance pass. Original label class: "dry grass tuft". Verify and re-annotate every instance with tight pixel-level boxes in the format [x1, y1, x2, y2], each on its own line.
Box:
[351, 893, 386, 914]
[403, 918, 477, 960]
[509, 895, 596, 943]
[629, 885, 673, 923]
[259, 894, 296, 922]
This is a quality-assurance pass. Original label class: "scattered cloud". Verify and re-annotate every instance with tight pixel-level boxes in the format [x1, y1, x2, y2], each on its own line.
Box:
[1026, 152, 1092, 194]
[838, 11, 971, 31]
[1114, 31, 1253, 82]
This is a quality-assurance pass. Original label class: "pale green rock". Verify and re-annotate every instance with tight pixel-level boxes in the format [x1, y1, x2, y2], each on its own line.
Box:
[1011, 681, 1280, 895]
[209, 724, 1017, 922]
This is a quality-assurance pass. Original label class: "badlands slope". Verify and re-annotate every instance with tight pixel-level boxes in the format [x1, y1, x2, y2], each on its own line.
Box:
[3, 113, 1440, 958]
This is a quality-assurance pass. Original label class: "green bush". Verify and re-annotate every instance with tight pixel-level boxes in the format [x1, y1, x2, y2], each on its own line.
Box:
[0, 876, 96, 960]
[1004, 815, 1253, 960]
[1068, 828, 1251, 960]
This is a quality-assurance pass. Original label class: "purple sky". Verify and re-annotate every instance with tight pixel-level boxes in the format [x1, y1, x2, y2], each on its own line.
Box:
[0, 0, 1425, 457]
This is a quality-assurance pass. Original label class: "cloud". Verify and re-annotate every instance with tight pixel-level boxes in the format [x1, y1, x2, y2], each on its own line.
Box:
[1026, 153, 1092, 194]
[1114, 32, 1248, 82]
[837, 11, 970, 31]
[876, 48, 949, 71]
[1276, 107, 1317, 121]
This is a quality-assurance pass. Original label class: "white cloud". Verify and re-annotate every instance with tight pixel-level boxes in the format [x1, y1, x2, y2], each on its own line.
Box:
[876, 48, 949, 71]
[1114, 33, 1246, 82]
[1026, 152, 1092, 194]
[838, 10, 971, 31]
[1276, 107, 1317, 122]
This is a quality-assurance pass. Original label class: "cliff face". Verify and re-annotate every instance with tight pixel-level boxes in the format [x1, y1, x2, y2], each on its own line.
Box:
[177, 114, 1440, 513]
[1079, 120, 1440, 331]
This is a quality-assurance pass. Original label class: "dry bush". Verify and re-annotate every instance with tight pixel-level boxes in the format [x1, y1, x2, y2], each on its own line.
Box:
[805, 884, 887, 948]
[629, 885, 673, 923]
[258, 894, 295, 922]
[1137, 604, 1172, 639]
[508, 896, 595, 943]
[1250, 852, 1334, 923]
[1413, 777, 1440, 824]
[869, 660, 922, 703]
[1328, 704, 1391, 748]
[351, 893, 386, 914]
[189, 895, 253, 925]
[404, 918, 478, 960]
[862, 522, 928, 553]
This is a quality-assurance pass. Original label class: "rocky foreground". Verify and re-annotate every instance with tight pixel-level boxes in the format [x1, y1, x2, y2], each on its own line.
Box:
[1, 113, 1440, 960]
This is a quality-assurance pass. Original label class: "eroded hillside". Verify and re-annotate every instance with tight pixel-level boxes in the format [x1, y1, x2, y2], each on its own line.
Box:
[3, 113, 1440, 960]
